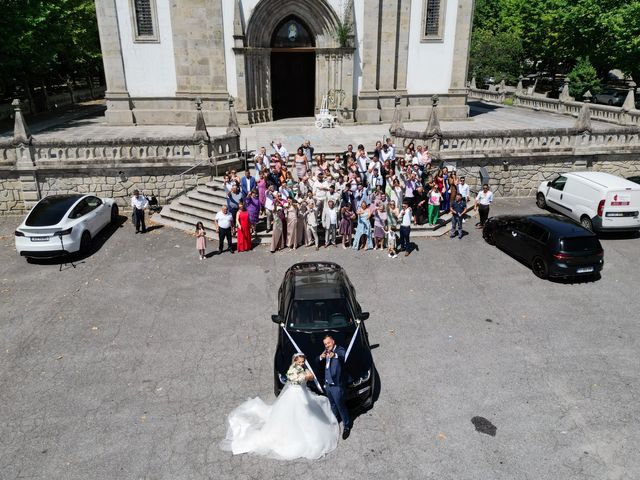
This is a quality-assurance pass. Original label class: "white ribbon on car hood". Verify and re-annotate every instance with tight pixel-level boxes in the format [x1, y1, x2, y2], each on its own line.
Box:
[280, 323, 324, 393]
[345, 320, 361, 361]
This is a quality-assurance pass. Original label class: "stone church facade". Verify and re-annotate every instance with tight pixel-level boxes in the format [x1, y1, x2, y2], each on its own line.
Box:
[96, 0, 474, 125]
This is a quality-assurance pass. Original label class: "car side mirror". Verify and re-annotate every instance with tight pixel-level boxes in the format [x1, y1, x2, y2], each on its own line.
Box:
[271, 314, 282, 324]
[358, 312, 370, 320]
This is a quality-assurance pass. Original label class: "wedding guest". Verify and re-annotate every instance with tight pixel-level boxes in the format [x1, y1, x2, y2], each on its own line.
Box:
[301, 139, 314, 164]
[413, 185, 429, 225]
[131, 189, 148, 234]
[322, 200, 339, 248]
[385, 222, 398, 258]
[286, 200, 299, 250]
[399, 199, 412, 256]
[227, 184, 242, 222]
[257, 172, 267, 213]
[236, 201, 252, 252]
[458, 176, 470, 202]
[297, 200, 307, 247]
[294, 147, 309, 181]
[475, 183, 493, 228]
[264, 186, 275, 232]
[271, 140, 289, 166]
[352, 201, 373, 251]
[339, 205, 354, 248]
[305, 200, 319, 250]
[195, 221, 206, 260]
[215, 205, 234, 254]
[427, 183, 443, 226]
[270, 200, 286, 253]
[240, 169, 256, 198]
[245, 189, 260, 232]
[373, 203, 387, 250]
[450, 193, 468, 239]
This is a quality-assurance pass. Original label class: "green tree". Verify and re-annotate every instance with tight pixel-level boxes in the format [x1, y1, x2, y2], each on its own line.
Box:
[567, 57, 601, 99]
[469, 28, 524, 84]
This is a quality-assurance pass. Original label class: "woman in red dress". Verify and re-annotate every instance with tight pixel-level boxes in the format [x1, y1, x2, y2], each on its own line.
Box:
[236, 201, 252, 252]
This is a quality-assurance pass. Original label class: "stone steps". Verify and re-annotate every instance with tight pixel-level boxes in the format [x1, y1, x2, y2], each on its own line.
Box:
[153, 170, 476, 240]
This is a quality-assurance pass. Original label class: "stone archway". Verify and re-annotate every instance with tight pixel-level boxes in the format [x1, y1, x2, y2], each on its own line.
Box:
[234, 0, 356, 124]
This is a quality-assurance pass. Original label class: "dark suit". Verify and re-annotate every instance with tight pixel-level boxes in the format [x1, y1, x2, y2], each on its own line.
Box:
[319, 345, 351, 429]
[240, 176, 257, 198]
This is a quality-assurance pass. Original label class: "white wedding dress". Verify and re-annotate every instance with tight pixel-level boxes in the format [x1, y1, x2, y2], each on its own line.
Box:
[220, 364, 339, 460]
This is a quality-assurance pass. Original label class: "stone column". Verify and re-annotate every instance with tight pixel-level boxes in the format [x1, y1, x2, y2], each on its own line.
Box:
[447, 0, 474, 117]
[169, 0, 230, 125]
[95, 0, 134, 124]
[356, 0, 381, 123]
[232, 0, 249, 125]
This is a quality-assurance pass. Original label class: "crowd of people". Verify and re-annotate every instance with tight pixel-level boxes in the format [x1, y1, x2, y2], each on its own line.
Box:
[202, 139, 494, 258]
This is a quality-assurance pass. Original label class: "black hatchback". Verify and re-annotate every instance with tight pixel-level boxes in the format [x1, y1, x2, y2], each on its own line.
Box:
[271, 262, 375, 409]
[483, 214, 604, 279]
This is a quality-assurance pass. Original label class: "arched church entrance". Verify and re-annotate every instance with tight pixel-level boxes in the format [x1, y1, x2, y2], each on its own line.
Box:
[270, 16, 316, 120]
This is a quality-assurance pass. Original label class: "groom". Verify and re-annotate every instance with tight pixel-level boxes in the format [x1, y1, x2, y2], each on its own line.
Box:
[319, 335, 352, 439]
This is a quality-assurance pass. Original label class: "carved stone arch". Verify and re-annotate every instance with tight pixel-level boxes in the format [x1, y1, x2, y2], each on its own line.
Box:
[245, 0, 340, 48]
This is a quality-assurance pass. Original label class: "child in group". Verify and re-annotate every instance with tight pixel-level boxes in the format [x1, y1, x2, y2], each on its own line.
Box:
[385, 222, 398, 258]
[195, 221, 207, 260]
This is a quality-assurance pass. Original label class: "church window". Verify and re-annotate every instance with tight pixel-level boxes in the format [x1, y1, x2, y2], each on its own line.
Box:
[422, 0, 446, 42]
[130, 0, 159, 42]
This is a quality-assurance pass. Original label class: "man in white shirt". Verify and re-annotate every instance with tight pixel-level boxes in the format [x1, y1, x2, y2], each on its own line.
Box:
[355, 144, 368, 183]
[131, 189, 149, 234]
[254, 146, 270, 175]
[271, 140, 288, 165]
[457, 176, 471, 223]
[474, 183, 494, 228]
[215, 205, 235, 253]
[264, 186, 275, 232]
[322, 200, 339, 247]
[312, 172, 330, 217]
[399, 199, 413, 256]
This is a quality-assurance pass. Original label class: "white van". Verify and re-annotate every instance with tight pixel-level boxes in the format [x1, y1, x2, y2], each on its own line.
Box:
[536, 172, 640, 232]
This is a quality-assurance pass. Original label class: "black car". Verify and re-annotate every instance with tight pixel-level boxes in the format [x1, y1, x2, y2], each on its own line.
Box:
[272, 262, 375, 409]
[483, 214, 604, 279]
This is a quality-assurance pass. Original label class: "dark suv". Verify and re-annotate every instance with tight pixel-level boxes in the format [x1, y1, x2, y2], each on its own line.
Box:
[271, 262, 375, 409]
[483, 214, 604, 279]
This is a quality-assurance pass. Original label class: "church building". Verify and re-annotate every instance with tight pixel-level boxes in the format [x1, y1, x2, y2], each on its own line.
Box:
[96, 0, 474, 125]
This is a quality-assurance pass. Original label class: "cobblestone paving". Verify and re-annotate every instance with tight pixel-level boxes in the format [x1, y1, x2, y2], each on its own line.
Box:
[1, 199, 639, 479]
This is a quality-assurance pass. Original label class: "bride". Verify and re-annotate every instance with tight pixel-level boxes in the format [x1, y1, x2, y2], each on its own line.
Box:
[221, 353, 339, 460]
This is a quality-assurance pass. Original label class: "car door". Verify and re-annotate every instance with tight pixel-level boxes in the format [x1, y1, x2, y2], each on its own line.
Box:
[545, 176, 571, 214]
[501, 219, 525, 256]
[519, 222, 547, 264]
[84, 196, 106, 234]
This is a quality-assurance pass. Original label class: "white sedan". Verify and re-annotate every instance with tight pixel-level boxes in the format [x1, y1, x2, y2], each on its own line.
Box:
[15, 194, 119, 259]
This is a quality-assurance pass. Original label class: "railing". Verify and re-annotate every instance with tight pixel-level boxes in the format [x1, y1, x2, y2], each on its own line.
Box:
[468, 87, 507, 104]
[391, 125, 640, 159]
[0, 132, 241, 169]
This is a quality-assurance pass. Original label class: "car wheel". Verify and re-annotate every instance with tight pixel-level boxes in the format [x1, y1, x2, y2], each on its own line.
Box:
[483, 228, 496, 246]
[532, 257, 548, 279]
[80, 231, 91, 254]
[110, 204, 119, 224]
[536, 193, 547, 209]
[580, 215, 593, 232]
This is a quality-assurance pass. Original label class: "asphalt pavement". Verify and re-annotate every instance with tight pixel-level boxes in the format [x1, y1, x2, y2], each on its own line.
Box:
[0, 198, 638, 480]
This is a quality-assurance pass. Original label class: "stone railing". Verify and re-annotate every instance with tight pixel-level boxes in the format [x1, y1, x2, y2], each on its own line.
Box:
[513, 93, 640, 127]
[0, 133, 240, 168]
[468, 87, 507, 104]
[391, 125, 640, 160]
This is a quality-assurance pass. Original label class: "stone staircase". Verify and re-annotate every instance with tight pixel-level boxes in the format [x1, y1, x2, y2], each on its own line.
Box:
[152, 175, 475, 241]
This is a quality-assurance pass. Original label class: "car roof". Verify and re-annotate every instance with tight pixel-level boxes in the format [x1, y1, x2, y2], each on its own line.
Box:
[287, 262, 348, 301]
[564, 171, 640, 189]
[24, 194, 86, 227]
[527, 214, 595, 237]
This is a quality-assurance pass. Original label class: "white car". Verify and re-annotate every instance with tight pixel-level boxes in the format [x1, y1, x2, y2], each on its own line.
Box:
[15, 194, 119, 259]
[536, 172, 640, 232]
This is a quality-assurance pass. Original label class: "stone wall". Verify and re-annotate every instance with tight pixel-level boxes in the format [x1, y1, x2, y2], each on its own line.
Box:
[455, 154, 640, 198]
[0, 174, 23, 213]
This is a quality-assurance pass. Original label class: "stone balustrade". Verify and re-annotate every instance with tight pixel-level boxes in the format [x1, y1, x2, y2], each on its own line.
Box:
[391, 125, 640, 160]
[468, 87, 506, 104]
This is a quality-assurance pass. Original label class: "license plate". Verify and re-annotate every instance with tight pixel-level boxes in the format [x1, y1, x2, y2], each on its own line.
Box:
[577, 267, 594, 273]
[30, 236, 50, 242]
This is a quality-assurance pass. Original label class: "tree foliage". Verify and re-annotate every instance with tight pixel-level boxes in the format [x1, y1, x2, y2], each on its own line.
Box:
[0, 0, 102, 107]
[567, 57, 601, 99]
[469, 29, 524, 84]
[471, 0, 640, 83]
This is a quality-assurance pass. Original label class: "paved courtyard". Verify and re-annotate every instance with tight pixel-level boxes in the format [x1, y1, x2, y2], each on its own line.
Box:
[1, 199, 639, 480]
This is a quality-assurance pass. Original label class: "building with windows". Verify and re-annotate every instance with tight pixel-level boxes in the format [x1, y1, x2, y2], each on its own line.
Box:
[96, 0, 474, 125]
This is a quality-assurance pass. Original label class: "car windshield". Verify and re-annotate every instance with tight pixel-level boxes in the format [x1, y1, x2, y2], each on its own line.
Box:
[560, 236, 601, 252]
[289, 297, 353, 330]
[25, 195, 82, 226]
